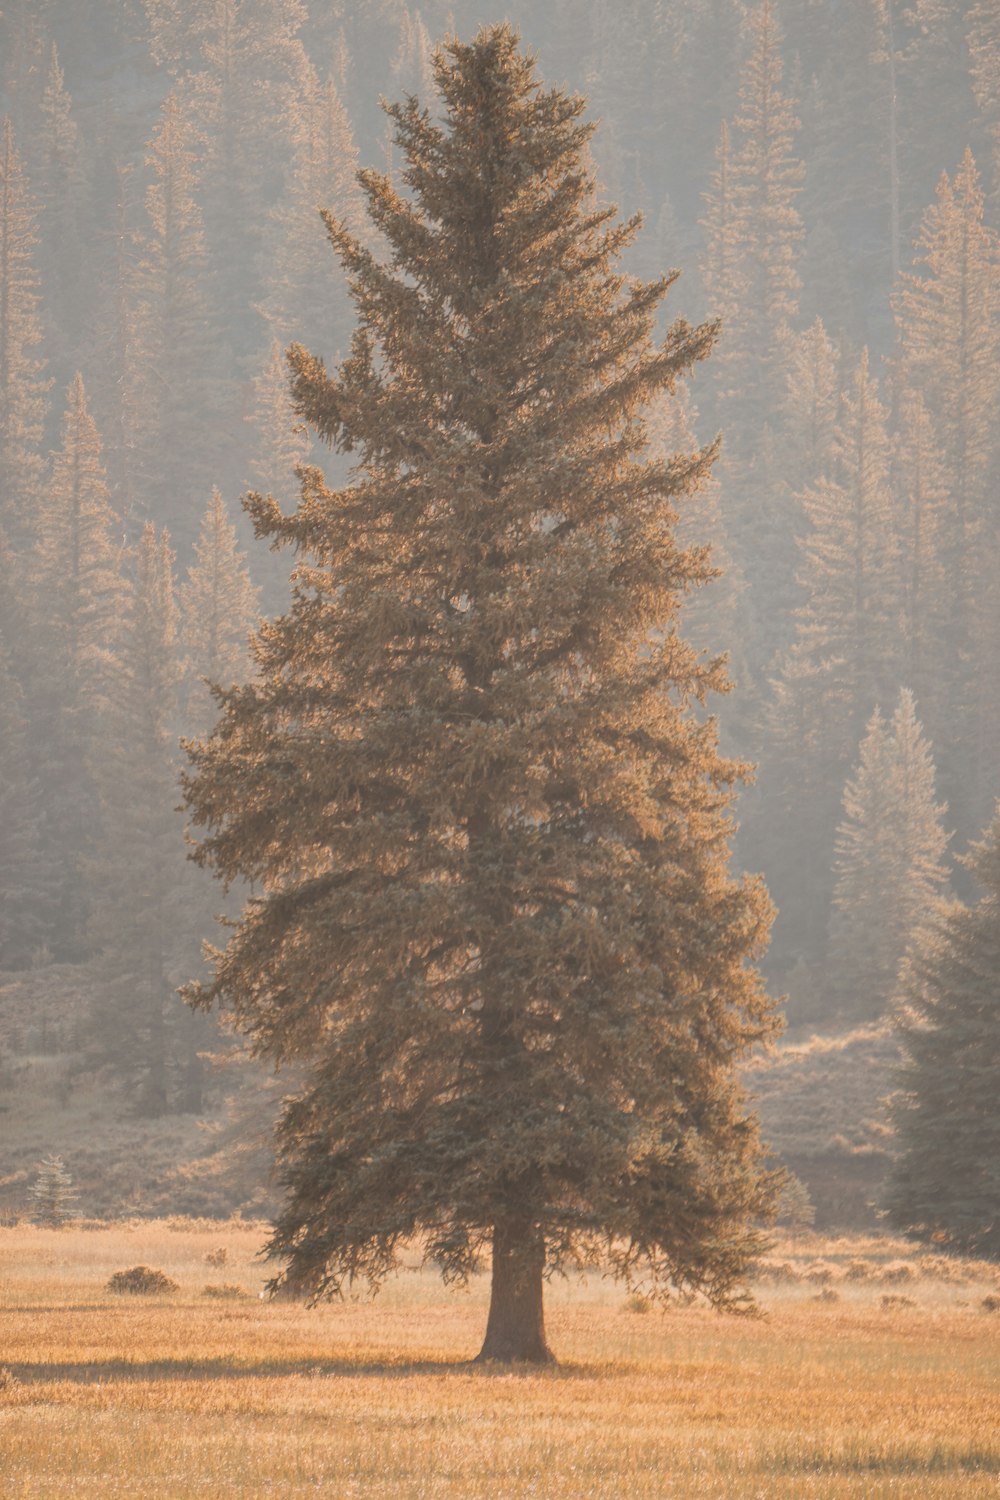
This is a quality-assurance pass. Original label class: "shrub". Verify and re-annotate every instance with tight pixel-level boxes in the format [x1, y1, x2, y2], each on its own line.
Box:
[916, 1254, 968, 1284]
[880, 1294, 917, 1310]
[202, 1283, 250, 1300]
[879, 1261, 916, 1284]
[753, 1260, 801, 1285]
[981, 1295, 1000, 1313]
[804, 1261, 838, 1285]
[624, 1292, 652, 1314]
[106, 1265, 179, 1295]
[844, 1258, 874, 1280]
[204, 1247, 227, 1268]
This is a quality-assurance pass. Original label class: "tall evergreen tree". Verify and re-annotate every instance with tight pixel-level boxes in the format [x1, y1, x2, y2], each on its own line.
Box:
[127, 90, 227, 549]
[246, 339, 310, 500]
[390, 7, 437, 103]
[892, 389, 948, 733]
[698, 2, 804, 700]
[33, 44, 88, 378]
[87, 163, 141, 525]
[698, 120, 743, 400]
[828, 689, 949, 1023]
[581, 0, 673, 246]
[183, 27, 781, 1363]
[966, 1, 1000, 213]
[0, 635, 44, 969]
[892, 150, 1000, 835]
[798, 0, 900, 323]
[93, 524, 188, 1116]
[30, 373, 127, 957]
[0, 117, 48, 547]
[730, 0, 804, 377]
[885, 806, 1000, 1257]
[804, 347, 901, 685]
[781, 316, 841, 500]
[146, 0, 312, 367]
[707, 0, 804, 452]
[0, 2, 51, 141]
[897, 0, 976, 228]
[647, 380, 740, 669]
[762, 349, 902, 968]
[27, 1153, 78, 1225]
[180, 488, 260, 737]
[244, 338, 311, 611]
[258, 68, 365, 365]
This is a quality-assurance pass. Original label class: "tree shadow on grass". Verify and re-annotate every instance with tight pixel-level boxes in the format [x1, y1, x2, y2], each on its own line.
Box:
[776, 1451, 1000, 1478]
[8, 1355, 577, 1385]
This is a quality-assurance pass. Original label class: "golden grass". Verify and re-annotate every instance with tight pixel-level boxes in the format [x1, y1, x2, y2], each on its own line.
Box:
[1, 1221, 998, 1497]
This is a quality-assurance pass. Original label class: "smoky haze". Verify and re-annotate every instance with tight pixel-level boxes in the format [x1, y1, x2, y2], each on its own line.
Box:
[0, 0, 996, 1235]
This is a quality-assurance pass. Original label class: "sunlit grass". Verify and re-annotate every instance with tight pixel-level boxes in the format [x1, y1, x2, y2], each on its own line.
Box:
[1, 1221, 998, 1497]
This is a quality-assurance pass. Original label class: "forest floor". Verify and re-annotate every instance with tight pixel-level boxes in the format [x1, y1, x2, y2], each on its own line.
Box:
[0, 963, 901, 1230]
[1, 1221, 998, 1497]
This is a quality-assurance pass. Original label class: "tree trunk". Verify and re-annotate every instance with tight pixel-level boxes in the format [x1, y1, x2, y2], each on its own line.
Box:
[475, 1218, 555, 1364]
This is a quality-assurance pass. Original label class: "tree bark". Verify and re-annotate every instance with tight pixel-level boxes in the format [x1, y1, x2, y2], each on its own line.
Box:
[475, 1218, 555, 1364]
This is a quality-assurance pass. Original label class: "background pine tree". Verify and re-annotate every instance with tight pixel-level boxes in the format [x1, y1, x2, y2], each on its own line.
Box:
[27, 1152, 78, 1226]
[92, 525, 189, 1117]
[828, 689, 950, 1024]
[32, 44, 88, 383]
[127, 91, 229, 551]
[29, 374, 128, 959]
[892, 150, 1000, 834]
[259, 68, 366, 367]
[0, 637, 45, 969]
[0, 118, 48, 548]
[759, 349, 901, 974]
[179, 488, 260, 738]
[885, 807, 1000, 1256]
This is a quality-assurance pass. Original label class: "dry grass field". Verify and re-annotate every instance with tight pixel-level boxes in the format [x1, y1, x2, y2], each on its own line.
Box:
[1, 1219, 998, 1498]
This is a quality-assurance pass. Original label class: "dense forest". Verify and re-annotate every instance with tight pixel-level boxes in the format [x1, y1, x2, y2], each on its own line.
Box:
[1, 0, 998, 1227]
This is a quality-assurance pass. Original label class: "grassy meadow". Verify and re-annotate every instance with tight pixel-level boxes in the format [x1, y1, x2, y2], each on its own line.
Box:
[1, 1219, 998, 1497]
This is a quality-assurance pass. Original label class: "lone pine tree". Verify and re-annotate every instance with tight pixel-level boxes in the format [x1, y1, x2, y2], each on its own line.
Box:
[183, 26, 781, 1364]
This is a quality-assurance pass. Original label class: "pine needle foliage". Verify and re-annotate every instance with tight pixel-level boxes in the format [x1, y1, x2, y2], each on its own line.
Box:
[183, 26, 782, 1362]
